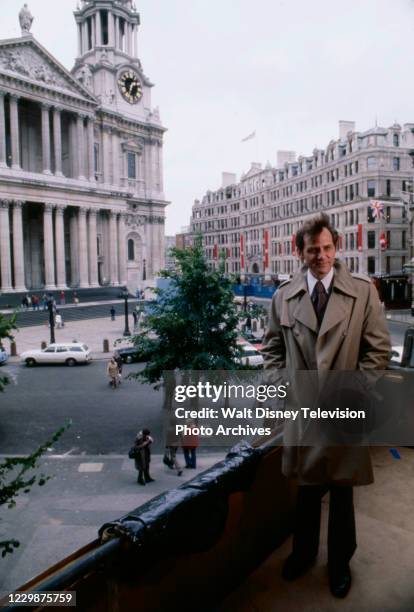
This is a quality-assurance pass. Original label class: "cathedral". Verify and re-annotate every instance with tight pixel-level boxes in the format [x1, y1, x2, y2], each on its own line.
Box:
[0, 0, 167, 294]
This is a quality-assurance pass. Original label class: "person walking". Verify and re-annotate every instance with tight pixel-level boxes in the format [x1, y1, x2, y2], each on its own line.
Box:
[132, 310, 138, 329]
[110, 306, 116, 321]
[133, 429, 154, 485]
[163, 446, 182, 476]
[60, 290, 65, 305]
[181, 419, 199, 469]
[261, 213, 390, 599]
[113, 351, 123, 383]
[55, 312, 63, 329]
[106, 357, 119, 388]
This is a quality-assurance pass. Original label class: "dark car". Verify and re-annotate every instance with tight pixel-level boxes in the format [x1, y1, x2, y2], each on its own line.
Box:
[118, 346, 145, 364]
[239, 330, 264, 345]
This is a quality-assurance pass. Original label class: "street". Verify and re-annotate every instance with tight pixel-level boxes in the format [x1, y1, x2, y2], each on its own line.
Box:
[0, 361, 165, 455]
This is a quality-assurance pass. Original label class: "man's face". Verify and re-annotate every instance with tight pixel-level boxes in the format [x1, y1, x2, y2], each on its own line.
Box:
[298, 228, 336, 279]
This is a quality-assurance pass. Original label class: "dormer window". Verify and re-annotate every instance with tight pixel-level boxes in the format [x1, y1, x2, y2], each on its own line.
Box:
[393, 133, 400, 147]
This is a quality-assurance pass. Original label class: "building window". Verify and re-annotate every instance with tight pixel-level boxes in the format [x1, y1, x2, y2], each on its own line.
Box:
[367, 257, 376, 274]
[386, 180, 391, 197]
[127, 152, 136, 179]
[128, 239, 135, 261]
[367, 157, 377, 170]
[94, 144, 100, 174]
[367, 231, 376, 249]
[393, 133, 399, 147]
[100, 10, 109, 45]
[367, 180, 376, 197]
[393, 157, 400, 171]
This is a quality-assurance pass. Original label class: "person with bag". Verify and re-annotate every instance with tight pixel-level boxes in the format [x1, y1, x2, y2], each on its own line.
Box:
[132, 428, 154, 485]
[107, 357, 120, 389]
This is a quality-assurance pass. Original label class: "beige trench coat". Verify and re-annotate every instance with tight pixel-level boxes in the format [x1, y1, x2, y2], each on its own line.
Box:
[262, 260, 391, 486]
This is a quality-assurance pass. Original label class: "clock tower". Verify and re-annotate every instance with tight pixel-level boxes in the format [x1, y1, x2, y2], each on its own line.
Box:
[71, 0, 167, 289]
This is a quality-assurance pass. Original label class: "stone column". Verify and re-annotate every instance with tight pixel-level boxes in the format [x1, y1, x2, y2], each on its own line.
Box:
[78, 208, 89, 288]
[88, 209, 99, 287]
[9, 95, 20, 170]
[12, 201, 26, 291]
[102, 127, 111, 185]
[69, 212, 79, 286]
[117, 213, 127, 285]
[55, 205, 67, 289]
[91, 14, 96, 46]
[77, 114, 86, 180]
[87, 116, 95, 182]
[114, 15, 119, 49]
[0, 201, 12, 291]
[77, 23, 82, 56]
[82, 21, 88, 52]
[109, 211, 119, 285]
[112, 130, 119, 186]
[108, 11, 115, 46]
[43, 204, 56, 290]
[127, 24, 132, 55]
[96, 11, 102, 46]
[53, 107, 63, 177]
[0, 92, 7, 168]
[41, 103, 52, 175]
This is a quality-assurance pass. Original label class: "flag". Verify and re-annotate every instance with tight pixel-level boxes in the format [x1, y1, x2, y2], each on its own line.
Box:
[213, 244, 218, 260]
[263, 229, 269, 268]
[241, 130, 256, 142]
[380, 231, 387, 251]
[357, 224, 363, 252]
[370, 200, 385, 221]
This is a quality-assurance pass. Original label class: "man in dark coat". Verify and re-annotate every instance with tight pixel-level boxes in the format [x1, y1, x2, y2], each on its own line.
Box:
[261, 213, 390, 598]
[134, 428, 154, 485]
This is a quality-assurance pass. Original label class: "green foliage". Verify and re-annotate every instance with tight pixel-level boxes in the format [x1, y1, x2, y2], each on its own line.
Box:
[0, 422, 71, 557]
[130, 238, 243, 386]
[0, 312, 16, 392]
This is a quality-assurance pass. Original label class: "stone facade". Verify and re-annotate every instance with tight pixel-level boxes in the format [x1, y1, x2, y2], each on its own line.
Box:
[191, 121, 413, 280]
[0, 0, 167, 293]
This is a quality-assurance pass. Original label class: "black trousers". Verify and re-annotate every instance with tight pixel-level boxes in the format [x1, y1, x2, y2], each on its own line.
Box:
[292, 484, 356, 571]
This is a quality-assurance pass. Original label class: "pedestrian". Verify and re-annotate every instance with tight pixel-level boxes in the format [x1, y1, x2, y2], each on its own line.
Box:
[113, 351, 123, 383]
[41, 293, 48, 310]
[106, 357, 119, 388]
[261, 213, 390, 598]
[60, 290, 65, 305]
[133, 428, 154, 485]
[21, 295, 28, 309]
[181, 419, 199, 469]
[110, 306, 116, 321]
[73, 291, 79, 306]
[55, 312, 63, 329]
[163, 446, 182, 476]
[26, 295, 32, 309]
[132, 310, 138, 329]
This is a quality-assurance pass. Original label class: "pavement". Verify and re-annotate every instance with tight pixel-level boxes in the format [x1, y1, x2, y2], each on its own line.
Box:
[0, 450, 226, 598]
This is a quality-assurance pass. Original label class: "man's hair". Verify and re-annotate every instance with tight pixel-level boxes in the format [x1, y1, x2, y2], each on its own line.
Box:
[295, 213, 338, 253]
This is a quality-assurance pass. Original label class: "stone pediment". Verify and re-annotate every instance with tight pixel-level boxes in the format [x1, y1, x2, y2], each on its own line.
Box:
[0, 37, 96, 103]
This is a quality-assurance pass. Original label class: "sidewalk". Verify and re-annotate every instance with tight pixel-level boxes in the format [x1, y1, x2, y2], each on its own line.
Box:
[0, 451, 226, 598]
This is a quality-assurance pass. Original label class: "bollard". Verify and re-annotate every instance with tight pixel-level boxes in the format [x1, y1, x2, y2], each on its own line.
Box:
[103, 338, 110, 353]
[10, 341, 17, 357]
[41, 341, 47, 349]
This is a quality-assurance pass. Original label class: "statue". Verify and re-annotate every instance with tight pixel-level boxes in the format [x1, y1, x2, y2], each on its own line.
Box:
[78, 64, 93, 90]
[19, 4, 34, 35]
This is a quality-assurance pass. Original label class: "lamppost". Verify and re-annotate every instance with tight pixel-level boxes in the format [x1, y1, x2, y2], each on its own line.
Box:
[122, 289, 131, 337]
[47, 298, 55, 344]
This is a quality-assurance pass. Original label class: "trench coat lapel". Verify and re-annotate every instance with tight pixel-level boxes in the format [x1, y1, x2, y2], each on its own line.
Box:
[284, 271, 319, 334]
[318, 263, 358, 338]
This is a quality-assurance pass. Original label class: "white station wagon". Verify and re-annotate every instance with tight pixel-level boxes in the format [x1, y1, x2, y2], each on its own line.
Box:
[21, 343, 92, 367]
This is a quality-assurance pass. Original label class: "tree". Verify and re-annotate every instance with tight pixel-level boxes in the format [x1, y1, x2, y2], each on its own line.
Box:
[130, 239, 244, 402]
[0, 312, 69, 557]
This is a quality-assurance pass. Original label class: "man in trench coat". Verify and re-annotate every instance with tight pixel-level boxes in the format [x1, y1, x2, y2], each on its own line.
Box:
[261, 213, 390, 598]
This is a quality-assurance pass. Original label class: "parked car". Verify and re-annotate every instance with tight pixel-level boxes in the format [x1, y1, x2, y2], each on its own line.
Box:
[0, 349, 9, 365]
[21, 343, 92, 367]
[117, 346, 145, 364]
[239, 331, 264, 346]
[235, 342, 264, 368]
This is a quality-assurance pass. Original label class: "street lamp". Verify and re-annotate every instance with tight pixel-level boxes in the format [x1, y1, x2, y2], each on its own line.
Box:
[122, 289, 131, 337]
[47, 298, 55, 344]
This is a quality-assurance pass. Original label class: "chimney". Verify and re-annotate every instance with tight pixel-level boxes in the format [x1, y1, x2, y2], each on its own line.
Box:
[339, 121, 355, 139]
[277, 150, 296, 167]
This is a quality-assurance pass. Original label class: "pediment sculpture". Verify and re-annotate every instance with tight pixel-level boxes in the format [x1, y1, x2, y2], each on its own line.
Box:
[19, 4, 33, 35]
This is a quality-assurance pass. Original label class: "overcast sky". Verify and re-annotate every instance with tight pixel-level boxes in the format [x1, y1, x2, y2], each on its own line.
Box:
[2, 0, 414, 234]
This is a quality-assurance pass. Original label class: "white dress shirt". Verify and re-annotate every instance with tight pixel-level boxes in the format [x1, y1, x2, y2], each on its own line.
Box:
[307, 267, 334, 296]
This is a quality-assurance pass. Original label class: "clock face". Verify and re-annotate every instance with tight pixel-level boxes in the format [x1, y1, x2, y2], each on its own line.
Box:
[118, 71, 143, 104]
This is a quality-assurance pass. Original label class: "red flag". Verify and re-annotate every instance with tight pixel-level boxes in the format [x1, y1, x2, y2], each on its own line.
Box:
[292, 233, 296, 253]
[380, 231, 387, 251]
[213, 244, 218, 260]
[357, 224, 363, 252]
[263, 230, 269, 268]
[240, 234, 245, 269]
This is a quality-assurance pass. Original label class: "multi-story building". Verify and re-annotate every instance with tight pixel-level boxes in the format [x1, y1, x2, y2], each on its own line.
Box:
[0, 0, 167, 295]
[191, 121, 413, 281]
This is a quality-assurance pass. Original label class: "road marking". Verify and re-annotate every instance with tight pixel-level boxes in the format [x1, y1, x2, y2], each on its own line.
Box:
[78, 463, 104, 472]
